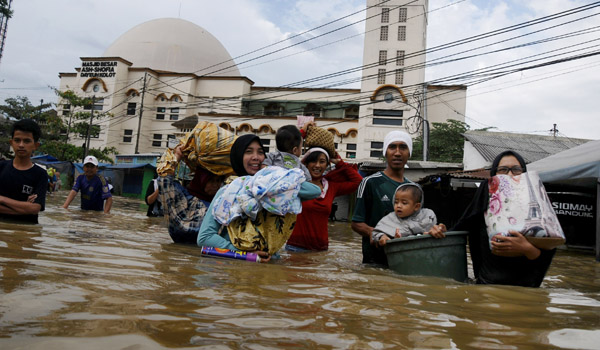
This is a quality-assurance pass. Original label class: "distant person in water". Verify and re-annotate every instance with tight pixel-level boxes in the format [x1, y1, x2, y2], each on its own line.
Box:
[0, 119, 48, 224]
[62, 155, 113, 213]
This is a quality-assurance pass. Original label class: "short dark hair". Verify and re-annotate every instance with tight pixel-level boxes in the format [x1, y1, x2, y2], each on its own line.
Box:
[11, 119, 42, 142]
[276, 125, 302, 153]
[396, 185, 422, 203]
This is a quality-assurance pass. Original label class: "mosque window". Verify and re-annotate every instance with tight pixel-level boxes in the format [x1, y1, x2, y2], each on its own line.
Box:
[346, 143, 357, 151]
[380, 26, 388, 41]
[123, 129, 133, 143]
[398, 26, 406, 41]
[373, 109, 403, 126]
[170, 107, 179, 121]
[264, 103, 281, 116]
[377, 69, 386, 84]
[381, 8, 389, 23]
[399, 8, 407, 22]
[303, 103, 321, 117]
[396, 50, 405, 66]
[152, 134, 162, 147]
[379, 50, 387, 65]
[370, 141, 384, 158]
[127, 103, 136, 115]
[395, 69, 404, 85]
[156, 107, 166, 120]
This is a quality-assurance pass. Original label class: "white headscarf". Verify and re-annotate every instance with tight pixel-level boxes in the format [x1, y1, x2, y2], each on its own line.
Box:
[301, 147, 330, 163]
[383, 130, 413, 156]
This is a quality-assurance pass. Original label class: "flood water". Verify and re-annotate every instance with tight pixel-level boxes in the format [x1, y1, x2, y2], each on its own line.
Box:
[1, 192, 599, 349]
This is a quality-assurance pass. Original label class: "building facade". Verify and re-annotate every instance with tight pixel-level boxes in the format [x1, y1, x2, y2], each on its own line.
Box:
[57, 1, 466, 163]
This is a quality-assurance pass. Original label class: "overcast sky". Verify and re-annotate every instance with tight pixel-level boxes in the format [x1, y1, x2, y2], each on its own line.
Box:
[1, 0, 598, 140]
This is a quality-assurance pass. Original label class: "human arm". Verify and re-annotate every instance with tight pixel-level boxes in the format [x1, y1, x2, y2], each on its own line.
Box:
[145, 182, 159, 205]
[490, 230, 541, 260]
[351, 221, 374, 240]
[324, 158, 362, 196]
[0, 195, 42, 215]
[298, 181, 321, 200]
[103, 197, 113, 214]
[62, 190, 78, 209]
[425, 223, 447, 239]
[197, 188, 239, 251]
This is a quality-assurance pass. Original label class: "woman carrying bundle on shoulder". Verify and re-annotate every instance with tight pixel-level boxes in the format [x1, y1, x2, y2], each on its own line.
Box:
[197, 134, 321, 262]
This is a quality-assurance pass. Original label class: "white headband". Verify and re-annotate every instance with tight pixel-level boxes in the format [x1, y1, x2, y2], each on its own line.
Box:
[301, 147, 330, 163]
[383, 130, 413, 157]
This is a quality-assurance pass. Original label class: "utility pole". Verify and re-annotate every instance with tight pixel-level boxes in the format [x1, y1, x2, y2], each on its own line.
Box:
[134, 72, 148, 154]
[84, 95, 95, 158]
[551, 123, 558, 137]
[422, 84, 429, 161]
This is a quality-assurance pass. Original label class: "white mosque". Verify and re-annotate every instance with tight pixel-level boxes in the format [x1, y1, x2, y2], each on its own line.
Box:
[57, 0, 466, 163]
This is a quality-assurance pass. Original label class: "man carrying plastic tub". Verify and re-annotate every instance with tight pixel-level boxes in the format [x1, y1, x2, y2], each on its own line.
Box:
[351, 130, 446, 266]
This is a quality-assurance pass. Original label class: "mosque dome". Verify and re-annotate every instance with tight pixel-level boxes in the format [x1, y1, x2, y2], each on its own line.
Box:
[103, 18, 240, 76]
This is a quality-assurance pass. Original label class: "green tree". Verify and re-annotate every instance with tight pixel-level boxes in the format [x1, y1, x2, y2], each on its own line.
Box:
[53, 89, 117, 163]
[411, 119, 470, 163]
[0, 0, 13, 19]
[0, 94, 117, 163]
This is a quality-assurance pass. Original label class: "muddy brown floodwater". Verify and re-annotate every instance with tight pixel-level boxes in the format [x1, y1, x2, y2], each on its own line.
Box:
[0, 192, 599, 349]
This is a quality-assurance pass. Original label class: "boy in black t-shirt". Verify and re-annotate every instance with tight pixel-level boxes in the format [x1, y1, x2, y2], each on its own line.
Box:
[0, 119, 48, 223]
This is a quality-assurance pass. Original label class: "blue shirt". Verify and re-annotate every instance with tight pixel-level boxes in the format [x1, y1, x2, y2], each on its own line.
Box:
[72, 174, 112, 211]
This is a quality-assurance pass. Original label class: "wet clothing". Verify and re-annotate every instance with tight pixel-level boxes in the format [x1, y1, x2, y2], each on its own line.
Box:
[0, 160, 47, 223]
[145, 179, 163, 217]
[72, 174, 112, 211]
[453, 150, 555, 287]
[263, 151, 311, 181]
[287, 161, 362, 251]
[197, 182, 320, 253]
[352, 171, 410, 265]
[159, 175, 209, 244]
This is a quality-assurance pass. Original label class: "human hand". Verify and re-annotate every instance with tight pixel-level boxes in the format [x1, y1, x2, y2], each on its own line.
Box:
[378, 235, 391, 246]
[174, 146, 184, 162]
[27, 194, 37, 203]
[330, 152, 342, 165]
[394, 228, 401, 238]
[252, 250, 272, 263]
[301, 121, 315, 132]
[491, 230, 540, 259]
[425, 223, 447, 239]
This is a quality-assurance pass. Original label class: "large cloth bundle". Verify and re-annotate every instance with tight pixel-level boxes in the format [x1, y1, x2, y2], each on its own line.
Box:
[227, 211, 298, 255]
[211, 167, 305, 225]
[157, 121, 237, 176]
[211, 166, 306, 255]
[484, 171, 565, 249]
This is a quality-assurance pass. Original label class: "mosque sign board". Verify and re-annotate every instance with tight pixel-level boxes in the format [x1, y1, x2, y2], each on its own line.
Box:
[80, 61, 118, 78]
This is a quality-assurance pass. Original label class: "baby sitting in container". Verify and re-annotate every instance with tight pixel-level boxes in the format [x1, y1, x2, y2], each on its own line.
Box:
[372, 183, 446, 246]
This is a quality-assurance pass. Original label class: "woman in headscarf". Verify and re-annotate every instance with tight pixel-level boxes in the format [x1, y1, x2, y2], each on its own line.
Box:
[197, 135, 321, 261]
[286, 147, 363, 251]
[454, 150, 556, 287]
[159, 146, 225, 244]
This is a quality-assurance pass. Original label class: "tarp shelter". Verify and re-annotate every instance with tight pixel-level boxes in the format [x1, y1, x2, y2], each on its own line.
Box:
[528, 140, 600, 261]
[73, 162, 156, 199]
[32, 155, 74, 189]
[106, 163, 156, 199]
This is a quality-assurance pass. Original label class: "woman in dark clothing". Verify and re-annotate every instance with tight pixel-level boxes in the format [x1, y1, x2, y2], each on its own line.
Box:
[454, 150, 555, 287]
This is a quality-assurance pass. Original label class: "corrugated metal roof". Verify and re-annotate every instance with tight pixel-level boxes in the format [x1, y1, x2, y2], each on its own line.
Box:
[463, 131, 591, 163]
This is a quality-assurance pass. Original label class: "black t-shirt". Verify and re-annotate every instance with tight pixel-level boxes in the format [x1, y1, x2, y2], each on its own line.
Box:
[144, 180, 162, 217]
[0, 160, 48, 223]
